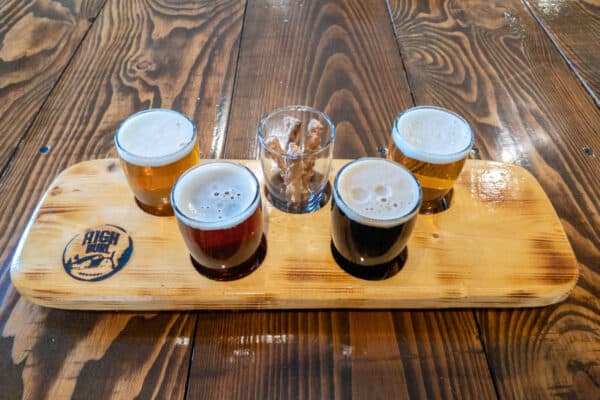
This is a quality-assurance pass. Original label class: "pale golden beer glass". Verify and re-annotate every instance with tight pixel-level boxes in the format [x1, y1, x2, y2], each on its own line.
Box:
[389, 106, 474, 213]
[115, 109, 200, 216]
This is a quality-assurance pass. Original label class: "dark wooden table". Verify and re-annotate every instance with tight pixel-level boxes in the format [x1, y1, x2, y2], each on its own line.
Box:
[1, 1, 598, 398]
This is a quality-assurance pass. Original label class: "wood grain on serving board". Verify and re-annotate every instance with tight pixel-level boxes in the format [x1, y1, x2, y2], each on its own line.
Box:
[11, 158, 577, 310]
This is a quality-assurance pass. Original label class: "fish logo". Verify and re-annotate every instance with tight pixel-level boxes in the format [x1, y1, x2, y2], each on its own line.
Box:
[63, 225, 133, 281]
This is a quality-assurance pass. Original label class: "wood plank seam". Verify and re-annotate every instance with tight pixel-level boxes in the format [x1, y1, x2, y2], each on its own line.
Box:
[0, 0, 109, 185]
[1, 0, 248, 396]
[220, 0, 251, 160]
[385, 0, 599, 397]
[521, 0, 600, 107]
[185, 0, 499, 396]
[183, 314, 200, 400]
[472, 311, 501, 399]
[184, 0, 250, 396]
[385, 2, 499, 396]
[384, 0, 418, 107]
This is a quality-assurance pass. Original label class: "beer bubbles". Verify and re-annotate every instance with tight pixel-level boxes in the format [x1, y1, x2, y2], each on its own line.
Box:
[330, 158, 422, 279]
[171, 162, 260, 230]
[171, 161, 265, 281]
[333, 158, 421, 228]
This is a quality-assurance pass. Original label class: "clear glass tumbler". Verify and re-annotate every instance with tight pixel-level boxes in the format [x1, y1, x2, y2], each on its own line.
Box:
[258, 105, 335, 213]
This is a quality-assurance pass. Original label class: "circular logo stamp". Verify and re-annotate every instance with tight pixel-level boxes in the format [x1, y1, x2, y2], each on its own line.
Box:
[63, 224, 133, 282]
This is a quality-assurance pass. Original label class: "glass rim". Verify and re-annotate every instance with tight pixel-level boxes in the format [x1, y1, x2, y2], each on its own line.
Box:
[114, 108, 197, 167]
[392, 105, 474, 164]
[257, 105, 336, 158]
[333, 157, 423, 228]
[171, 161, 261, 231]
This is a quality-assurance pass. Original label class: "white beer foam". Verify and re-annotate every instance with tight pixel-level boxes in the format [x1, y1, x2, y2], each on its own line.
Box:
[334, 158, 421, 228]
[393, 106, 473, 164]
[115, 109, 196, 167]
[172, 162, 260, 230]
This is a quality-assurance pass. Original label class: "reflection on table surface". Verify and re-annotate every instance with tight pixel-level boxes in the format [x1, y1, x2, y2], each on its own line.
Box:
[0, 0, 598, 399]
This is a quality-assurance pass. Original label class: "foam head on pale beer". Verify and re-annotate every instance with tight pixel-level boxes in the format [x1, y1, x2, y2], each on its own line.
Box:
[171, 162, 264, 280]
[116, 109, 197, 166]
[390, 106, 473, 213]
[331, 158, 421, 279]
[114, 109, 199, 215]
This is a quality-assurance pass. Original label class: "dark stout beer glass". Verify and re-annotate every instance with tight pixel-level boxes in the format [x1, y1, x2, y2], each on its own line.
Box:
[171, 162, 265, 280]
[331, 158, 422, 280]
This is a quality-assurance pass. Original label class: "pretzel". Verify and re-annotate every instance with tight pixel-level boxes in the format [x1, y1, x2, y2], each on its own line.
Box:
[266, 117, 325, 206]
[283, 116, 302, 148]
[283, 143, 304, 202]
[301, 119, 324, 186]
[265, 137, 286, 172]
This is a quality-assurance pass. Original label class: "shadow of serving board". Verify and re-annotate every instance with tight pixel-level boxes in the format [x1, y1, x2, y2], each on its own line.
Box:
[10, 159, 578, 310]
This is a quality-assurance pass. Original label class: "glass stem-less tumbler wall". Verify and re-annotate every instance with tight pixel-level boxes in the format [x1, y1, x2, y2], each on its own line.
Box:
[330, 158, 422, 280]
[115, 109, 200, 216]
[171, 161, 265, 281]
[389, 106, 474, 214]
[258, 106, 335, 213]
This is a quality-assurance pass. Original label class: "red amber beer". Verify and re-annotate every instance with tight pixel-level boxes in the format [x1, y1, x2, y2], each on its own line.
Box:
[171, 162, 264, 280]
[331, 158, 422, 280]
[115, 109, 200, 216]
[389, 106, 473, 213]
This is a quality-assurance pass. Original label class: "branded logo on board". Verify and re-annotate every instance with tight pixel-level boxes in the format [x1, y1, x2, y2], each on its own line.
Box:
[62, 224, 133, 282]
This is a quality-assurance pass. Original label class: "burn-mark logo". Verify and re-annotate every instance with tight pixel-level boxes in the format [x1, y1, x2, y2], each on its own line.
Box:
[63, 224, 133, 282]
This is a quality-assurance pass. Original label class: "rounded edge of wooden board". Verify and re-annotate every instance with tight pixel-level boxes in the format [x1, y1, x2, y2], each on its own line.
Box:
[461, 160, 579, 305]
[488, 160, 579, 298]
[9, 158, 580, 310]
[9, 164, 68, 307]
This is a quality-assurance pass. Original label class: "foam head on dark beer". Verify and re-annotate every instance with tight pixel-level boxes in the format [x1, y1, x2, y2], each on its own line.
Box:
[333, 158, 421, 228]
[172, 162, 260, 230]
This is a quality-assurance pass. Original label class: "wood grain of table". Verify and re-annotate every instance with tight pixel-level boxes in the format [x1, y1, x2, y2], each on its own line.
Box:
[0, 0, 598, 399]
[525, 0, 600, 106]
[388, 2, 600, 399]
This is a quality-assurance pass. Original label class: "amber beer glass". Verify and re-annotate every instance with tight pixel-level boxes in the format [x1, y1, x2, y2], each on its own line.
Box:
[331, 158, 422, 280]
[115, 109, 200, 215]
[171, 162, 265, 281]
[389, 106, 474, 213]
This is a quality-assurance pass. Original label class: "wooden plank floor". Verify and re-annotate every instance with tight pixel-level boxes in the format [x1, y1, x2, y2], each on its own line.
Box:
[0, 0, 598, 398]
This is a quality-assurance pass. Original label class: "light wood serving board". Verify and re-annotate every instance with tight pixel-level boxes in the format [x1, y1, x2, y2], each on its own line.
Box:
[10, 159, 578, 310]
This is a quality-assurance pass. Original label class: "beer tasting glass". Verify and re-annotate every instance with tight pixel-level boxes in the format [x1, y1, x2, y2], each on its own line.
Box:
[258, 105, 335, 213]
[330, 158, 422, 280]
[171, 161, 265, 281]
[389, 106, 474, 213]
[115, 109, 200, 216]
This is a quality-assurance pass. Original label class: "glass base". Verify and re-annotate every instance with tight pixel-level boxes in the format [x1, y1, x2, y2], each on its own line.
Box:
[135, 197, 174, 216]
[264, 182, 331, 214]
[419, 189, 454, 214]
[331, 242, 407, 281]
[190, 235, 267, 281]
